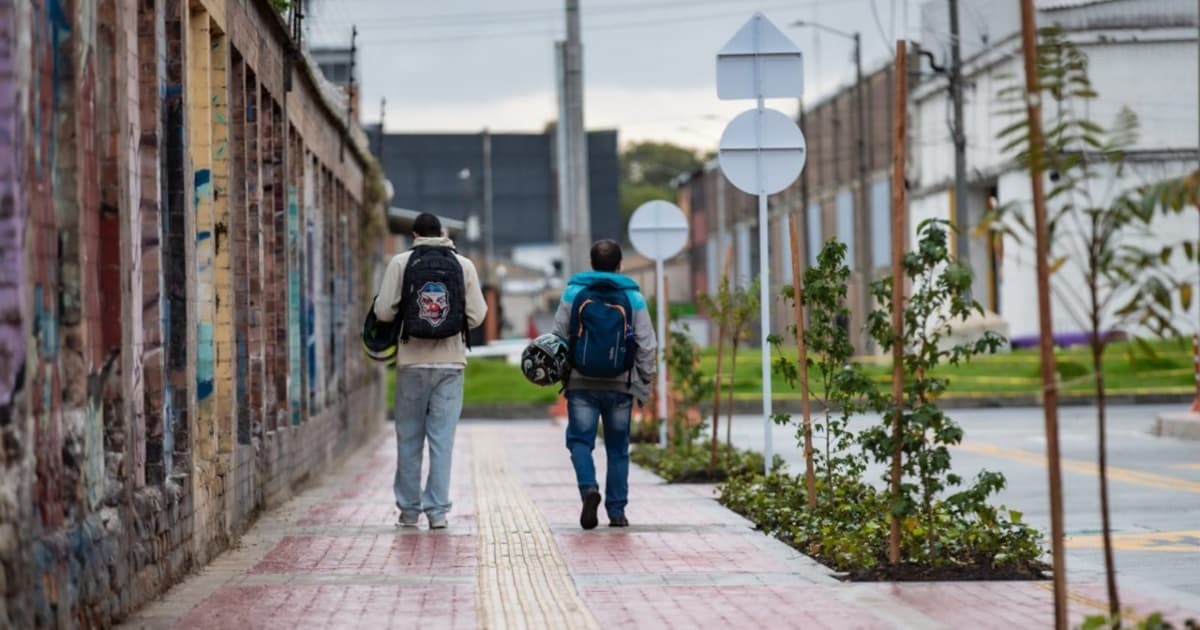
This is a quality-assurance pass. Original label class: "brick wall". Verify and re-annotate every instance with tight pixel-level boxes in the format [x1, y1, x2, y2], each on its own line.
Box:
[0, 0, 387, 626]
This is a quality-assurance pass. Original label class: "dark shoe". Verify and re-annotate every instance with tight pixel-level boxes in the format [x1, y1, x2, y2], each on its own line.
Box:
[609, 515, 629, 528]
[580, 490, 602, 530]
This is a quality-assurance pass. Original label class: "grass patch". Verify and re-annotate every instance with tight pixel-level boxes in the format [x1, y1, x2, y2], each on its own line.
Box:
[382, 339, 1193, 407]
[386, 358, 559, 406]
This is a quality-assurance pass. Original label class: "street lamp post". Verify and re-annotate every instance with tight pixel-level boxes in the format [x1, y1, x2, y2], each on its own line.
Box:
[792, 21, 873, 351]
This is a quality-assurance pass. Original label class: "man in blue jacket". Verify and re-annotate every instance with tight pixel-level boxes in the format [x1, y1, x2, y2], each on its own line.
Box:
[554, 239, 657, 529]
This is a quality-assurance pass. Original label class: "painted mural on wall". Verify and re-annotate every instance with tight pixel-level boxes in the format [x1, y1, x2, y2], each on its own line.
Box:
[286, 185, 301, 426]
[1, 0, 380, 626]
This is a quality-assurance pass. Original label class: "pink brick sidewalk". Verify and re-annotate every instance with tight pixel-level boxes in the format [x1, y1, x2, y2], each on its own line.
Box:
[122, 420, 1198, 629]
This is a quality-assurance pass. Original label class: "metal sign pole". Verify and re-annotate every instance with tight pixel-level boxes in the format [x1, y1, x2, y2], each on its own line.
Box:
[627, 200, 690, 449]
[752, 16, 774, 476]
[716, 12, 805, 476]
[657, 257, 668, 446]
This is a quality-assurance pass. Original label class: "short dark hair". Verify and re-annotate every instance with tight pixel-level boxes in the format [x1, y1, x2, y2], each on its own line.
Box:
[413, 213, 442, 238]
[590, 239, 622, 272]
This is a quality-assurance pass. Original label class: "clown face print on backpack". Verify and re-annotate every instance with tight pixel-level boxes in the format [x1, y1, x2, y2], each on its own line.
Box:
[398, 246, 469, 343]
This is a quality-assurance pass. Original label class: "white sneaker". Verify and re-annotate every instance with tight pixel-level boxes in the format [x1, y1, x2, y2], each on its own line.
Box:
[428, 514, 448, 530]
[397, 513, 420, 528]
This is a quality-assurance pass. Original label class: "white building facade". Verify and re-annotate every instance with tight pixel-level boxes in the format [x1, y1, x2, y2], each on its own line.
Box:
[911, 0, 1199, 342]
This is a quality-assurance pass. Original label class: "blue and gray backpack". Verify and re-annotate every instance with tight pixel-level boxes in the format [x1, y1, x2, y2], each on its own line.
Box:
[567, 279, 637, 382]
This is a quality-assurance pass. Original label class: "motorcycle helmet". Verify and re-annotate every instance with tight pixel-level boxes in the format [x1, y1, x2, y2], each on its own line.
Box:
[521, 333, 570, 386]
[362, 297, 399, 365]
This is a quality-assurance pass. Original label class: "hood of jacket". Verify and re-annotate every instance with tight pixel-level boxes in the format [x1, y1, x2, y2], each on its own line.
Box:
[566, 271, 639, 291]
[412, 236, 456, 249]
[562, 271, 646, 310]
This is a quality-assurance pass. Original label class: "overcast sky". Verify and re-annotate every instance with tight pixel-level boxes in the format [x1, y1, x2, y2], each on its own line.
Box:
[308, 0, 931, 150]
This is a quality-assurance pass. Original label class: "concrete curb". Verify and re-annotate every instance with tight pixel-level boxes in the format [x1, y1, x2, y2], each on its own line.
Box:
[456, 394, 1194, 420]
[1154, 411, 1200, 440]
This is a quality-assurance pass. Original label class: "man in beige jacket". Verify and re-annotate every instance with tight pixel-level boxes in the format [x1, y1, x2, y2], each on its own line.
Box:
[374, 213, 486, 529]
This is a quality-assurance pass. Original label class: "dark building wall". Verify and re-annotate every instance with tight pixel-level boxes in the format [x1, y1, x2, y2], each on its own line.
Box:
[586, 131, 621, 244]
[379, 130, 619, 255]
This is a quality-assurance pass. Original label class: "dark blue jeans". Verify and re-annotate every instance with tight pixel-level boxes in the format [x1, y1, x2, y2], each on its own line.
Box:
[565, 390, 633, 519]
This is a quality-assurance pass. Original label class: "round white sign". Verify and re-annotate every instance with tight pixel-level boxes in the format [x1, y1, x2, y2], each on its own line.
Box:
[628, 200, 689, 261]
[718, 107, 807, 195]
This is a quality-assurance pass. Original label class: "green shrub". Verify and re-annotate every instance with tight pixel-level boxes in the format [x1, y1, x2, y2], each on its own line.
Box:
[1078, 613, 1198, 630]
[632, 441, 781, 483]
[719, 468, 1045, 578]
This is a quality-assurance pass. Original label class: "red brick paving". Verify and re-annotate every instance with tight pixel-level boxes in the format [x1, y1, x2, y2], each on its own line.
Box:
[583, 585, 890, 629]
[556, 531, 789, 574]
[251, 533, 476, 575]
[125, 420, 1200, 630]
[176, 584, 476, 630]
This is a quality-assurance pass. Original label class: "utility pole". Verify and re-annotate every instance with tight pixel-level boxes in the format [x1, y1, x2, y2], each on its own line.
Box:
[483, 128, 499, 343]
[376, 98, 386, 168]
[949, 0, 969, 273]
[794, 21, 872, 350]
[554, 41, 571, 277]
[799, 98, 810, 267]
[482, 128, 495, 283]
[285, 0, 304, 92]
[341, 25, 357, 163]
[1019, 1, 1068, 626]
[852, 32, 873, 352]
[564, 0, 591, 275]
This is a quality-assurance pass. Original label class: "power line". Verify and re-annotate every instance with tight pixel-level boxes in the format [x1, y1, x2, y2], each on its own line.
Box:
[869, 0, 891, 50]
[325, 0, 746, 29]
[321, 0, 858, 29]
[356, 3, 807, 47]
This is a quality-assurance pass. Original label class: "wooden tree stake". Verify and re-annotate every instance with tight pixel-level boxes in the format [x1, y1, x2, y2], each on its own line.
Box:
[710, 244, 735, 472]
[1019, 3, 1068, 626]
[788, 215, 817, 509]
[888, 40, 908, 566]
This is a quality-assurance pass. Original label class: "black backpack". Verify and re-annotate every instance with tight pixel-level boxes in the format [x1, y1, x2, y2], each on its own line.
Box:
[398, 246, 469, 345]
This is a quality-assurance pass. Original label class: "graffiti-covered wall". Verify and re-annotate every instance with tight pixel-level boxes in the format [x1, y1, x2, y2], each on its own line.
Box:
[0, 0, 386, 626]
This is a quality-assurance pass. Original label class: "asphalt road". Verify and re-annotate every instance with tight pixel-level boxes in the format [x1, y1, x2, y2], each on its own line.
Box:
[721, 404, 1200, 603]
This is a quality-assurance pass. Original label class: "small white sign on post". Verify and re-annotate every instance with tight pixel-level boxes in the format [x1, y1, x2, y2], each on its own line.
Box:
[716, 15, 804, 100]
[628, 200, 689, 447]
[716, 13, 807, 475]
[718, 108, 807, 195]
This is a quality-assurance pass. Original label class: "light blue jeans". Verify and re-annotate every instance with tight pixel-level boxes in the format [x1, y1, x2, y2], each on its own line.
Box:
[394, 368, 464, 521]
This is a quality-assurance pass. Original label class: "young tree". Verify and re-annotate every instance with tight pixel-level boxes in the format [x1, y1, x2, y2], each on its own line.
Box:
[987, 26, 1186, 619]
[774, 241, 873, 507]
[724, 278, 760, 448]
[701, 270, 733, 473]
[865, 220, 1007, 561]
[665, 325, 713, 450]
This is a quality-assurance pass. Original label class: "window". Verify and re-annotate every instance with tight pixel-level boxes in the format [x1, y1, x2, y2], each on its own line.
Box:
[806, 201, 821, 266]
[836, 189, 855, 265]
[736, 225, 752, 287]
[781, 213, 793, 283]
[870, 177, 891, 267]
[706, 240, 718, 297]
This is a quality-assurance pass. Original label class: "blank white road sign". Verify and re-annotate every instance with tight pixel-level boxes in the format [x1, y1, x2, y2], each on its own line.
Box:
[716, 13, 804, 101]
[628, 201, 689, 261]
[718, 108, 807, 195]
